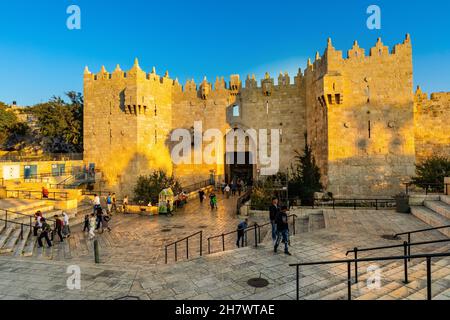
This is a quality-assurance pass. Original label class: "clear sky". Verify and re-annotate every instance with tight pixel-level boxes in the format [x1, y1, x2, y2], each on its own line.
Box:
[0, 0, 449, 106]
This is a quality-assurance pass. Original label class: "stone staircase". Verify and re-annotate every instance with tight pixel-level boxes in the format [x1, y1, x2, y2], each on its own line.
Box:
[411, 195, 450, 237]
[301, 243, 450, 300]
[0, 200, 90, 259]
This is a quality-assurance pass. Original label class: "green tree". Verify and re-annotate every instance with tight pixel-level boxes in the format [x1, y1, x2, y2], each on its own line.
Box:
[289, 133, 323, 206]
[29, 92, 83, 153]
[133, 170, 182, 204]
[0, 102, 18, 145]
[412, 156, 450, 192]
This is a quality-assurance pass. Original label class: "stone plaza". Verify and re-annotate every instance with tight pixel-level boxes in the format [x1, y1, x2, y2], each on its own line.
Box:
[0, 192, 449, 300]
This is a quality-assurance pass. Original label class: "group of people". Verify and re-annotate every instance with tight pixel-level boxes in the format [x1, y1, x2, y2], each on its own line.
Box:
[33, 211, 71, 248]
[221, 179, 244, 199]
[85, 194, 113, 239]
[235, 196, 291, 255]
[198, 189, 218, 210]
[269, 197, 291, 255]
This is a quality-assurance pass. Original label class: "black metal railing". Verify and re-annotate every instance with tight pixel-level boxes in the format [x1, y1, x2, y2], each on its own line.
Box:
[394, 225, 450, 260]
[6, 190, 68, 201]
[313, 198, 396, 210]
[290, 252, 450, 300]
[207, 214, 297, 254]
[404, 182, 449, 196]
[182, 179, 213, 194]
[207, 222, 259, 254]
[165, 231, 203, 264]
[346, 238, 450, 283]
[0, 217, 33, 241]
[0, 208, 56, 230]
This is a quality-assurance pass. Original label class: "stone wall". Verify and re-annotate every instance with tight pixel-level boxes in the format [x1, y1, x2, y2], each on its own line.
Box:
[83, 34, 449, 198]
[306, 36, 416, 196]
[414, 89, 450, 163]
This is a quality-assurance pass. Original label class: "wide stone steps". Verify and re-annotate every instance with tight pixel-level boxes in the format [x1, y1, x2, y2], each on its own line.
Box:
[301, 246, 450, 301]
[0, 226, 15, 249]
[424, 200, 450, 220]
[411, 206, 450, 237]
[433, 287, 450, 299]
[0, 227, 23, 253]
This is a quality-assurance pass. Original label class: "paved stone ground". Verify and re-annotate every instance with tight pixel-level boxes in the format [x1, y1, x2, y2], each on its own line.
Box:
[34, 193, 269, 266]
[0, 206, 448, 300]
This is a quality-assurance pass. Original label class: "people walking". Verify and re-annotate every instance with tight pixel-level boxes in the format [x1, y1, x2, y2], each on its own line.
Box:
[231, 183, 237, 196]
[52, 215, 64, 242]
[111, 193, 117, 213]
[198, 190, 205, 204]
[83, 214, 90, 232]
[166, 200, 173, 217]
[101, 213, 112, 233]
[95, 207, 103, 230]
[88, 213, 96, 239]
[209, 192, 218, 210]
[236, 218, 248, 248]
[224, 184, 231, 199]
[274, 206, 291, 255]
[269, 197, 279, 244]
[37, 218, 52, 248]
[237, 180, 242, 197]
[106, 193, 113, 213]
[122, 195, 129, 213]
[62, 211, 71, 238]
[33, 211, 43, 236]
[93, 194, 101, 213]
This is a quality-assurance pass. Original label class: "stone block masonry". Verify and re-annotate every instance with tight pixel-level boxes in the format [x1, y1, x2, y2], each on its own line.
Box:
[83, 34, 450, 198]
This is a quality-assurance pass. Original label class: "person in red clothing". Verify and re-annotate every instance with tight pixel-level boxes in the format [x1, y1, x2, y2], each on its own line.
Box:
[52, 214, 64, 242]
[42, 186, 49, 199]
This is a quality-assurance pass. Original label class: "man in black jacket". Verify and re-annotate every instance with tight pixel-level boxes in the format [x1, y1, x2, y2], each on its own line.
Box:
[269, 197, 279, 244]
[274, 206, 291, 255]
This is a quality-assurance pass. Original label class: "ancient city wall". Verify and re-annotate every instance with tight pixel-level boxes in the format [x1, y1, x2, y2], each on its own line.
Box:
[414, 89, 450, 162]
[306, 36, 416, 196]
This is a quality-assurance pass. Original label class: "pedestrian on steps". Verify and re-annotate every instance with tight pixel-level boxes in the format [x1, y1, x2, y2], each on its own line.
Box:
[52, 215, 64, 242]
[62, 211, 71, 238]
[88, 213, 96, 239]
[37, 218, 52, 248]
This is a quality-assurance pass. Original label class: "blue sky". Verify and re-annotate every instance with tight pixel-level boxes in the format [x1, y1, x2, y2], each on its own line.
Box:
[0, 0, 449, 106]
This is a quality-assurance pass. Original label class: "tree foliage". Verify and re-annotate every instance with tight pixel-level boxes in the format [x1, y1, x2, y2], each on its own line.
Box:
[0, 102, 30, 149]
[412, 156, 450, 192]
[289, 133, 323, 205]
[133, 170, 182, 204]
[29, 92, 83, 153]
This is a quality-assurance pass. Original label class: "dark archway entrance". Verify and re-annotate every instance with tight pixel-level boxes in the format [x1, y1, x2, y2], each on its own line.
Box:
[225, 151, 254, 184]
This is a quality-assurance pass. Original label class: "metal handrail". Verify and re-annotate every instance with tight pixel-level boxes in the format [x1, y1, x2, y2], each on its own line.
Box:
[404, 182, 450, 195]
[346, 238, 450, 283]
[0, 208, 56, 227]
[207, 214, 297, 254]
[289, 252, 450, 300]
[182, 179, 213, 194]
[164, 230, 203, 264]
[6, 189, 68, 201]
[395, 225, 450, 238]
[313, 198, 396, 210]
[0, 217, 33, 241]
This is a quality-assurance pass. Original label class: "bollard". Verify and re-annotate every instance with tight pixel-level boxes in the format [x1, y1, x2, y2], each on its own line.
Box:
[94, 240, 100, 264]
